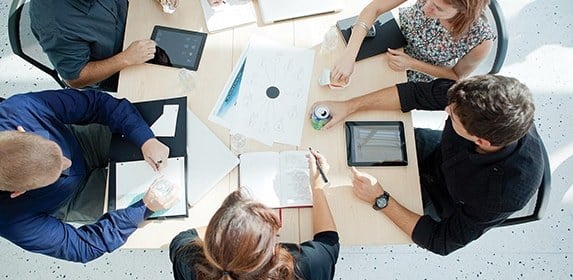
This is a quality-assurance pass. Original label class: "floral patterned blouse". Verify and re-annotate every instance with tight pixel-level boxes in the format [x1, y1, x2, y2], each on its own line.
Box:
[399, 0, 495, 82]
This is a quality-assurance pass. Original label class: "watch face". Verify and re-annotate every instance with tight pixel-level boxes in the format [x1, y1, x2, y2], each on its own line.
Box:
[373, 192, 389, 210]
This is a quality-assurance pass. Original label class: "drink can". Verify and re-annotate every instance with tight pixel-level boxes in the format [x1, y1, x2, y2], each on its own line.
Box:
[311, 105, 332, 130]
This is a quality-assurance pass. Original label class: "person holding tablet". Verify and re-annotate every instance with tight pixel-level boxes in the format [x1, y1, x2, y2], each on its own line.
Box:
[311, 75, 545, 255]
[331, 0, 494, 84]
[30, 0, 179, 92]
[169, 150, 340, 279]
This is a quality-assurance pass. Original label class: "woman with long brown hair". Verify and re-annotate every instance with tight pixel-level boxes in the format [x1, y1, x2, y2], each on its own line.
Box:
[169, 150, 339, 279]
[332, 0, 494, 83]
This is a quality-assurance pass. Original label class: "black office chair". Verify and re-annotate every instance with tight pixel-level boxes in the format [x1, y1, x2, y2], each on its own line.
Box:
[497, 143, 551, 227]
[8, 0, 67, 88]
[470, 0, 509, 75]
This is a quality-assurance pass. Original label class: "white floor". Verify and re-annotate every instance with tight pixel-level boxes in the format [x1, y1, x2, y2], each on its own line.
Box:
[1, 0, 572, 279]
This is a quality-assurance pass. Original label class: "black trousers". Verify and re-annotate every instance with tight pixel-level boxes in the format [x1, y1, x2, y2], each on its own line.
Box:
[54, 124, 112, 223]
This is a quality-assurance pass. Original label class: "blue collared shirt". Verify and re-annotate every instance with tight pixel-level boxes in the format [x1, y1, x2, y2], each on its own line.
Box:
[0, 89, 154, 262]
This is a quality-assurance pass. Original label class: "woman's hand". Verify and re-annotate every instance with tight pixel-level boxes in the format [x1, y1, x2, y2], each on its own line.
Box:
[307, 149, 330, 189]
[386, 48, 414, 72]
[331, 51, 356, 86]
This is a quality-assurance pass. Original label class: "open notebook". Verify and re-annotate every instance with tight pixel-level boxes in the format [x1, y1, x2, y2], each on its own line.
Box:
[199, 0, 256, 32]
[239, 151, 311, 208]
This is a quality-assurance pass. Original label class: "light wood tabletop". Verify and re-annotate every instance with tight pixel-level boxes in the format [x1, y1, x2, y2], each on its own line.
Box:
[115, 0, 422, 248]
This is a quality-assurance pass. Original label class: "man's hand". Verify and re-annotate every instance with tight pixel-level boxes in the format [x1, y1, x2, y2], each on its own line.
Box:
[351, 167, 384, 203]
[143, 178, 180, 212]
[141, 138, 169, 172]
[386, 48, 414, 72]
[120, 40, 157, 66]
[309, 100, 353, 130]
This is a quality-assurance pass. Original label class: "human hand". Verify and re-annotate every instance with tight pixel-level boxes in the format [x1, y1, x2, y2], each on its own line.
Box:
[141, 138, 170, 172]
[121, 40, 157, 66]
[156, 0, 179, 9]
[143, 177, 180, 212]
[309, 100, 353, 130]
[350, 167, 384, 204]
[208, 0, 226, 6]
[386, 48, 413, 72]
[307, 148, 330, 188]
[330, 51, 355, 86]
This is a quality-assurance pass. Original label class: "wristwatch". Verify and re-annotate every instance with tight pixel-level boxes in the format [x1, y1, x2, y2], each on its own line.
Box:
[372, 191, 390, 210]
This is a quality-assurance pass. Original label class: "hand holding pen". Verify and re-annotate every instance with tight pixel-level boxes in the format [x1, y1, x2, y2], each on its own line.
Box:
[308, 147, 329, 185]
[141, 138, 170, 172]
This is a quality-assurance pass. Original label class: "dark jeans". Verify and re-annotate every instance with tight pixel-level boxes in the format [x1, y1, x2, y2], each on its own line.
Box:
[54, 124, 111, 223]
[414, 128, 444, 221]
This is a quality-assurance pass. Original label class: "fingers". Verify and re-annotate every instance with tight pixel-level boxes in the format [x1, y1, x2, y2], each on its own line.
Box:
[350, 166, 360, 177]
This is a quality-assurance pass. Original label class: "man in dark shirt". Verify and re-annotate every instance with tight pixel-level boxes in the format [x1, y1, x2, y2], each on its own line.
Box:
[29, 0, 178, 91]
[0, 89, 178, 262]
[312, 75, 545, 255]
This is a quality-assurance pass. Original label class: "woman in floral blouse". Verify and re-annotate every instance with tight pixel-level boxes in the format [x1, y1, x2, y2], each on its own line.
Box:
[332, 0, 494, 83]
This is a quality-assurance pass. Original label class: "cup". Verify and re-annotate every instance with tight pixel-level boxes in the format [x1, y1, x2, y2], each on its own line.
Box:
[230, 133, 247, 154]
[179, 68, 197, 93]
[320, 26, 339, 54]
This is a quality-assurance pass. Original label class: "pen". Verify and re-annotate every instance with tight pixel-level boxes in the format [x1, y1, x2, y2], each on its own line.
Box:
[308, 147, 329, 183]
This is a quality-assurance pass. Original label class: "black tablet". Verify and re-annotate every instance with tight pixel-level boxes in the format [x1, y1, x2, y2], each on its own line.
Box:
[149, 25, 207, 70]
[345, 121, 408, 166]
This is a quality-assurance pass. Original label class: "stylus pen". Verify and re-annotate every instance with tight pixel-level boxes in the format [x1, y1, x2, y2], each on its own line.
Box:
[308, 147, 329, 183]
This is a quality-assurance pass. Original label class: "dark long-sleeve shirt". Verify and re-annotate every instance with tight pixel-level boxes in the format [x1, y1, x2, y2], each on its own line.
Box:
[396, 79, 545, 255]
[0, 89, 154, 262]
[169, 229, 340, 280]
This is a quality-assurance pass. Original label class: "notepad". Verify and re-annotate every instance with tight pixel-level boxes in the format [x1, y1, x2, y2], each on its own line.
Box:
[337, 12, 407, 61]
[114, 157, 187, 218]
[199, 0, 256, 33]
[239, 151, 311, 208]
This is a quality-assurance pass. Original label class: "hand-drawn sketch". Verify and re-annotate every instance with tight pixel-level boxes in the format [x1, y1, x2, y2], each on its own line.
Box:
[231, 36, 315, 146]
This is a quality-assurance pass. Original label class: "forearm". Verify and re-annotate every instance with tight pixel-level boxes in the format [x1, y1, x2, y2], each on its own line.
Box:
[409, 59, 461, 80]
[381, 196, 420, 237]
[348, 85, 402, 112]
[312, 185, 337, 234]
[66, 53, 131, 88]
[346, 0, 405, 60]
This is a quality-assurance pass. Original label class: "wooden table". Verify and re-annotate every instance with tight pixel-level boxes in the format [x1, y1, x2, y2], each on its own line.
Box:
[116, 0, 422, 248]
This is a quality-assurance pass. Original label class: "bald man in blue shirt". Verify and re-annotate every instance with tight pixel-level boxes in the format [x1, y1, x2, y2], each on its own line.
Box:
[0, 89, 178, 262]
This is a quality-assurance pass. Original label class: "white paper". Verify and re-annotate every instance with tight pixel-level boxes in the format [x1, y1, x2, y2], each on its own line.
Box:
[239, 151, 311, 208]
[231, 36, 315, 146]
[199, 0, 256, 33]
[150, 104, 179, 137]
[115, 157, 187, 218]
[187, 109, 239, 206]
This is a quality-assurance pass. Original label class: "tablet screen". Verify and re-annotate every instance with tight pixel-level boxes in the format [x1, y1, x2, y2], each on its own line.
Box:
[345, 121, 408, 166]
[149, 26, 207, 70]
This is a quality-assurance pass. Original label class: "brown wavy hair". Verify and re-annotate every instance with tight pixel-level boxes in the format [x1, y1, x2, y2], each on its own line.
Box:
[443, 0, 490, 39]
[186, 190, 297, 280]
[448, 75, 535, 146]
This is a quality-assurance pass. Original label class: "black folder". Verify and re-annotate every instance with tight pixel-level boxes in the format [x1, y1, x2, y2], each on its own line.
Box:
[108, 97, 188, 219]
[337, 12, 407, 61]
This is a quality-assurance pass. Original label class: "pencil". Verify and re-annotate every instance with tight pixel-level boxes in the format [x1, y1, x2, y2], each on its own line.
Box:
[308, 147, 329, 183]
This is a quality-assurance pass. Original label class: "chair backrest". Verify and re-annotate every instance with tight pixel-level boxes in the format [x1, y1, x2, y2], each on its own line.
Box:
[8, 0, 67, 88]
[470, 0, 509, 76]
[497, 142, 551, 227]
